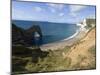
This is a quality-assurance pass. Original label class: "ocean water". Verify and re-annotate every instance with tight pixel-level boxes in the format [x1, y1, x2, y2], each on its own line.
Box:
[12, 20, 79, 44]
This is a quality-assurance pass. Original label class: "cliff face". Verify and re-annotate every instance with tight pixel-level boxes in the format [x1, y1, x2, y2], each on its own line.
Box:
[12, 23, 42, 46]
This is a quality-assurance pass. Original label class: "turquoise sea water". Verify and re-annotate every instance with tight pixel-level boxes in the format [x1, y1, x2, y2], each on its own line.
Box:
[12, 20, 79, 44]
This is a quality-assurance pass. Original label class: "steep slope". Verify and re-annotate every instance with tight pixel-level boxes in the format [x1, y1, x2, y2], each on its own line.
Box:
[65, 28, 96, 69]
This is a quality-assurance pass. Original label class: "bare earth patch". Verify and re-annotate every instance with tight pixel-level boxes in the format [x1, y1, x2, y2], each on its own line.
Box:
[65, 28, 96, 69]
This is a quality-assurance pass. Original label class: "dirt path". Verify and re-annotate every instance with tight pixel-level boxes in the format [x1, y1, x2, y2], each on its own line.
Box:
[65, 28, 96, 67]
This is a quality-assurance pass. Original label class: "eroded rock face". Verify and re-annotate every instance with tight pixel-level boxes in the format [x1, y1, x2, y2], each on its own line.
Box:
[12, 23, 42, 46]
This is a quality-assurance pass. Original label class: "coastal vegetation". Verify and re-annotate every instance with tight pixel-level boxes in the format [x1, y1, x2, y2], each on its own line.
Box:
[85, 19, 96, 29]
[12, 45, 71, 74]
[12, 20, 96, 74]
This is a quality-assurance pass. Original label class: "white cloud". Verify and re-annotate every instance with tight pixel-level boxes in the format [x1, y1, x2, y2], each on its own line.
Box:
[47, 3, 65, 13]
[69, 5, 87, 17]
[59, 13, 64, 17]
[50, 8, 56, 13]
[70, 5, 86, 12]
[70, 12, 77, 17]
[48, 3, 64, 10]
[34, 7, 42, 12]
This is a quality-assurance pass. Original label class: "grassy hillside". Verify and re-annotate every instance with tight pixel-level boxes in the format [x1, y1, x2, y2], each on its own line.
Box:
[12, 27, 96, 74]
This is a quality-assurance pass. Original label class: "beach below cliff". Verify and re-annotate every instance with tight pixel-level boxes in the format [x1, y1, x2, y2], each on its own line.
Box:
[40, 28, 87, 51]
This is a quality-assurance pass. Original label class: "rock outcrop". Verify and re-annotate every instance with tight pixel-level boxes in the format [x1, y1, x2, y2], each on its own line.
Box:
[12, 23, 42, 46]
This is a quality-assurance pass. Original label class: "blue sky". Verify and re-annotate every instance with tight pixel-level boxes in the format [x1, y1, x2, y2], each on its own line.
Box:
[12, 1, 96, 23]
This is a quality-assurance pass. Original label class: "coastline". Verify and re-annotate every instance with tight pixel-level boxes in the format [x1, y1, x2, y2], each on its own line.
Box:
[40, 28, 86, 51]
[62, 29, 79, 41]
